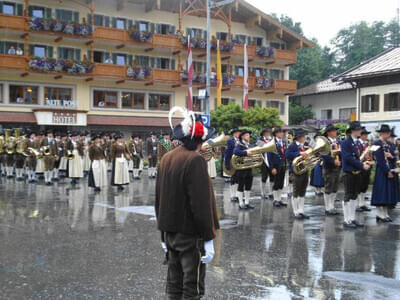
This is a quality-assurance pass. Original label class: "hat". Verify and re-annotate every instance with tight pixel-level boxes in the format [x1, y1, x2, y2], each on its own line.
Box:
[162, 131, 171, 137]
[70, 131, 79, 137]
[239, 129, 252, 139]
[294, 129, 306, 139]
[230, 128, 241, 135]
[150, 131, 158, 136]
[260, 127, 271, 136]
[324, 124, 337, 134]
[131, 133, 140, 138]
[360, 127, 371, 135]
[60, 132, 67, 137]
[92, 135, 101, 141]
[168, 107, 215, 141]
[348, 121, 362, 132]
[272, 127, 283, 136]
[376, 124, 391, 133]
[391, 128, 397, 138]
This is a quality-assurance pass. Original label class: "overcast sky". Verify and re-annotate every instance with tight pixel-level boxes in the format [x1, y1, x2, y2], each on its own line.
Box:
[247, 0, 400, 47]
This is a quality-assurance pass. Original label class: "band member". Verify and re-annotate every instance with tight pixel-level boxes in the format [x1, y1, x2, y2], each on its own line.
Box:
[321, 124, 341, 216]
[88, 135, 108, 192]
[58, 133, 68, 177]
[82, 131, 91, 176]
[158, 132, 172, 163]
[0, 131, 6, 177]
[66, 132, 84, 185]
[372, 124, 399, 222]
[132, 135, 143, 180]
[35, 131, 45, 177]
[14, 129, 27, 181]
[26, 131, 39, 183]
[52, 132, 63, 180]
[4, 129, 15, 178]
[146, 132, 158, 179]
[233, 129, 255, 210]
[257, 127, 273, 199]
[41, 130, 59, 185]
[357, 127, 372, 212]
[155, 107, 219, 300]
[268, 127, 288, 208]
[286, 129, 309, 219]
[224, 128, 241, 202]
[110, 134, 130, 191]
[341, 121, 371, 228]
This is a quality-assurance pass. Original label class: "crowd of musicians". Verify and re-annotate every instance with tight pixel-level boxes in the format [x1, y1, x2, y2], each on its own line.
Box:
[1, 119, 400, 228]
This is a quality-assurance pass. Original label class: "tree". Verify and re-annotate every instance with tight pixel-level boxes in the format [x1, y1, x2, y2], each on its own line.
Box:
[270, 14, 304, 36]
[210, 103, 244, 133]
[242, 106, 283, 130]
[289, 103, 314, 125]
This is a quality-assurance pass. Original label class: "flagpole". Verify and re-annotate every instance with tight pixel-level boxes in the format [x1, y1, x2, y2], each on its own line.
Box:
[187, 34, 193, 110]
[243, 43, 249, 110]
[205, 0, 211, 115]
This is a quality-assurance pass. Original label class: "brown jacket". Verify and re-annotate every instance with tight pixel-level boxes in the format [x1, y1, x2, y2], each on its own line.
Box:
[155, 146, 219, 241]
[89, 144, 106, 161]
[146, 137, 158, 157]
[110, 142, 127, 160]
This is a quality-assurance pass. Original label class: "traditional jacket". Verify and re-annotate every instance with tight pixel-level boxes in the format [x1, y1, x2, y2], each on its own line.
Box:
[224, 137, 238, 169]
[322, 137, 341, 169]
[146, 137, 158, 157]
[155, 146, 220, 241]
[41, 137, 59, 156]
[341, 136, 363, 173]
[285, 141, 305, 173]
[110, 142, 127, 160]
[67, 140, 84, 157]
[89, 144, 106, 161]
[233, 140, 250, 157]
[267, 138, 286, 169]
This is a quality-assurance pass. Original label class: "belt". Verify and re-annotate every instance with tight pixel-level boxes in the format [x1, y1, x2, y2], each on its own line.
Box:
[351, 171, 361, 175]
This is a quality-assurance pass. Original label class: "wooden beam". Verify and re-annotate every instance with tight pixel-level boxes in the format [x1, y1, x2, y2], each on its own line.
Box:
[285, 92, 295, 96]
[116, 79, 125, 84]
[116, 44, 125, 49]
[145, 82, 154, 86]
[265, 91, 274, 95]
[222, 87, 230, 91]
[156, 0, 161, 9]
[54, 36, 63, 43]
[266, 28, 282, 41]
[117, 0, 126, 11]
[172, 50, 181, 55]
[20, 32, 29, 38]
[171, 84, 181, 88]
[245, 15, 261, 29]
[145, 0, 156, 12]
[86, 40, 94, 46]
[85, 77, 94, 82]
[54, 75, 63, 80]
[197, 53, 206, 58]
[144, 48, 154, 52]
[265, 61, 275, 65]
[21, 72, 29, 77]
[235, 0, 239, 12]
[221, 56, 230, 61]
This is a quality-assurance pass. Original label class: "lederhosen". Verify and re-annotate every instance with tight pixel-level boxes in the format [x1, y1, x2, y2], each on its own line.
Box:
[234, 141, 253, 192]
[14, 137, 26, 169]
[323, 138, 341, 194]
[132, 141, 143, 169]
[343, 138, 362, 202]
[26, 139, 39, 171]
[42, 138, 58, 171]
[288, 143, 309, 198]
[147, 138, 158, 168]
[54, 139, 64, 169]
[359, 140, 371, 194]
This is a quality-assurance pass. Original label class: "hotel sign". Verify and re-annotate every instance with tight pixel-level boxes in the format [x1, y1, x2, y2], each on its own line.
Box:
[34, 110, 87, 126]
[52, 112, 77, 124]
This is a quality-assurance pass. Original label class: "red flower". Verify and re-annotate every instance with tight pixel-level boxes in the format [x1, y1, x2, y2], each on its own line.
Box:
[190, 122, 204, 138]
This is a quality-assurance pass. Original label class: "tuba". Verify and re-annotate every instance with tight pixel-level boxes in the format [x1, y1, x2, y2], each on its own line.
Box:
[230, 139, 278, 171]
[200, 132, 229, 161]
[40, 146, 51, 156]
[5, 129, 16, 154]
[15, 128, 29, 157]
[0, 135, 4, 154]
[293, 136, 330, 175]
[27, 147, 41, 158]
[66, 149, 75, 160]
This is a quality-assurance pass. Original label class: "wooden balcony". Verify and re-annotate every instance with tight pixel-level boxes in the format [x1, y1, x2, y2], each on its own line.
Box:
[152, 69, 181, 84]
[152, 34, 182, 51]
[92, 63, 126, 78]
[0, 55, 28, 71]
[263, 49, 297, 66]
[273, 79, 297, 94]
[92, 26, 129, 44]
[0, 14, 27, 32]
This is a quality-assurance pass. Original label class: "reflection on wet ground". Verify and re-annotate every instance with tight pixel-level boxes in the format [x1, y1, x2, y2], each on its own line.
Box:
[0, 175, 400, 299]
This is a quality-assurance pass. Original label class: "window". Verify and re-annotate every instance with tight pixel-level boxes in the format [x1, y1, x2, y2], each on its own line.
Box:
[193, 61, 204, 73]
[235, 34, 249, 45]
[94, 14, 104, 26]
[116, 18, 126, 30]
[139, 21, 149, 32]
[93, 51, 104, 63]
[270, 42, 286, 50]
[321, 109, 333, 120]
[339, 107, 356, 120]
[34, 46, 46, 58]
[56, 9, 74, 22]
[193, 96, 203, 112]
[32, 7, 44, 18]
[3, 2, 15, 15]
[253, 68, 264, 77]
[216, 32, 228, 41]
[361, 94, 379, 112]
[149, 94, 170, 111]
[384, 93, 400, 111]
[0, 84, 3, 103]
[121, 92, 145, 110]
[270, 69, 284, 80]
[253, 37, 263, 47]
[157, 24, 175, 35]
[222, 98, 234, 105]
[93, 90, 118, 108]
[267, 100, 285, 115]
[160, 58, 171, 70]
[9, 85, 39, 105]
[44, 87, 74, 107]
[187, 28, 203, 39]
[136, 55, 149, 67]
[58, 47, 75, 60]
[116, 54, 126, 66]
[235, 66, 244, 77]
[248, 99, 262, 108]
[221, 64, 228, 74]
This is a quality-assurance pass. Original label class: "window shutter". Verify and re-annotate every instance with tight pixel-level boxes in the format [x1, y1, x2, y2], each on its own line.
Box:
[0, 2, 3, 14]
[73, 12, 79, 22]
[186, 28, 191, 37]
[384, 94, 389, 112]
[47, 46, 53, 58]
[257, 100, 262, 107]
[45, 8, 52, 19]
[87, 13, 92, 25]
[170, 25, 175, 35]
[128, 55, 133, 66]
[57, 47, 62, 59]
[28, 6, 33, 17]
[16, 3, 23, 16]
[104, 52, 110, 62]
[156, 23, 161, 34]
[247, 36, 251, 45]
[150, 23, 155, 33]
[29, 45, 34, 56]
[135, 20, 140, 30]
[150, 57, 155, 68]
[0, 41, 4, 54]
[279, 102, 285, 115]
[216, 32, 221, 40]
[170, 59, 175, 70]
[111, 17, 117, 28]
[87, 50, 91, 61]
[156, 58, 161, 69]
[203, 30, 207, 39]
[75, 49, 81, 60]
[112, 53, 117, 64]
[128, 19, 133, 30]
[55, 9, 61, 20]
[104, 16, 110, 27]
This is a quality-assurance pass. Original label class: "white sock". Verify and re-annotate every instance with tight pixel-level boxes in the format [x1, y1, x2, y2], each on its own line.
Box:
[342, 202, 349, 223]
[261, 181, 266, 197]
[376, 207, 383, 218]
[330, 194, 336, 211]
[54, 169, 59, 178]
[298, 197, 305, 214]
[265, 180, 270, 195]
[268, 182, 273, 195]
[244, 191, 251, 205]
[350, 200, 357, 221]
[324, 194, 330, 211]
[383, 207, 389, 218]
[273, 190, 279, 201]
[230, 184, 236, 198]
[238, 192, 244, 207]
[48, 170, 53, 182]
[292, 197, 298, 215]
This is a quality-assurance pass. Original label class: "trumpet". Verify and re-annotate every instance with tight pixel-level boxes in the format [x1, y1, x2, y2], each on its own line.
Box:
[65, 150, 75, 160]
[200, 132, 229, 161]
[40, 146, 52, 156]
[293, 136, 330, 175]
[229, 139, 278, 172]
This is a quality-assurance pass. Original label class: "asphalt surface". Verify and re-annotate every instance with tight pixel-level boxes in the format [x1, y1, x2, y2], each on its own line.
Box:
[0, 173, 400, 300]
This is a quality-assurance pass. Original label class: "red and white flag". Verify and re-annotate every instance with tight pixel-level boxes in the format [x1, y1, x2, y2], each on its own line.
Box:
[243, 43, 249, 110]
[187, 35, 193, 110]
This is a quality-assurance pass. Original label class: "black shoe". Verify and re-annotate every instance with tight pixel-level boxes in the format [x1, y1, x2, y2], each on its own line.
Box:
[386, 217, 393, 222]
[246, 204, 255, 209]
[376, 216, 389, 223]
[239, 205, 248, 210]
[360, 206, 371, 212]
[352, 220, 364, 227]
[231, 197, 239, 203]
[273, 200, 281, 207]
[117, 186, 124, 191]
[268, 195, 274, 200]
[71, 179, 77, 185]
[94, 187, 101, 192]
[343, 222, 357, 228]
[329, 209, 339, 215]
[278, 201, 287, 207]
[7, 175, 13, 179]
[52, 178, 59, 182]
[300, 213, 310, 219]
[295, 214, 304, 220]
[325, 210, 333, 216]
[356, 207, 363, 212]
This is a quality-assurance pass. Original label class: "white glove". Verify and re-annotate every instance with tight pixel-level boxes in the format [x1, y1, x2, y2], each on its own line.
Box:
[201, 240, 215, 264]
[161, 242, 168, 253]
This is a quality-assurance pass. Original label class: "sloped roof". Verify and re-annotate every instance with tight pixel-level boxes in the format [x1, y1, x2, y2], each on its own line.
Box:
[294, 78, 354, 96]
[334, 47, 400, 82]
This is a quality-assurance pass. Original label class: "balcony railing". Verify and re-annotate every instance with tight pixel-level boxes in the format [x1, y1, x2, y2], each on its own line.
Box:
[0, 14, 27, 31]
[0, 54, 27, 71]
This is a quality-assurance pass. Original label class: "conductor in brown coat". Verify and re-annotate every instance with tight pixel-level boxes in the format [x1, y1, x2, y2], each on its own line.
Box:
[155, 107, 219, 300]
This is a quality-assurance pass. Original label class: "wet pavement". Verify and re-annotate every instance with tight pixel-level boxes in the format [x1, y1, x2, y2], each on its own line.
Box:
[1, 174, 400, 300]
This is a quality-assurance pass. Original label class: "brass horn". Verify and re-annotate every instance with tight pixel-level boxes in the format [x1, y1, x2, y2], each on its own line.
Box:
[66, 150, 75, 160]
[5, 129, 16, 154]
[292, 136, 330, 175]
[201, 132, 229, 161]
[230, 138, 278, 171]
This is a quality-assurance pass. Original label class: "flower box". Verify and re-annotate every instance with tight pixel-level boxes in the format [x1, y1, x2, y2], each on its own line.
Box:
[256, 46, 275, 58]
[130, 30, 152, 42]
[256, 77, 275, 88]
[29, 57, 94, 74]
[127, 66, 152, 80]
[28, 18, 93, 36]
